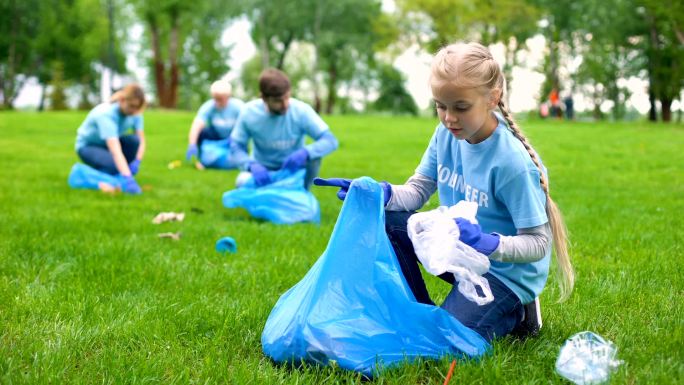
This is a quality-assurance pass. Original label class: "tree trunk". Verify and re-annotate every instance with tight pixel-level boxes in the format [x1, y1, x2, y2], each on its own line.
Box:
[38, 83, 46, 111]
[275, 31, 293, 70]
[168, 7, 180, 108]
[660, 97, 672, 122]
[325, 60, 337, 115]
[2, 0, 19, 109]
[311, 4, 322, 113]
[648, 88, 657, 121]
[646, 13, 659, 121]
[148, 14, 168, 108]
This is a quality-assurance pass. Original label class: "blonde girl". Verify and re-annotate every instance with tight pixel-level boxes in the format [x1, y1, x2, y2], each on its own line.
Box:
[315, 42, 573, 341]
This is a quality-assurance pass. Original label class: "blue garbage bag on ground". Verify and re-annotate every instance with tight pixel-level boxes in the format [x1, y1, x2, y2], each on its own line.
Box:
[68, 163, 122, 190]
[222, 169, 320, 224]
[261, 177, 490, 376]
[200, 138, 238, 169]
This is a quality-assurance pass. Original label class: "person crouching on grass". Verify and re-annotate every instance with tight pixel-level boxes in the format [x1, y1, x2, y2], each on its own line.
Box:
[315, 42, 574, 342]
[74, 84, 146, 194]
[230, 68, 338, 190]
[185, 79, 244, 169]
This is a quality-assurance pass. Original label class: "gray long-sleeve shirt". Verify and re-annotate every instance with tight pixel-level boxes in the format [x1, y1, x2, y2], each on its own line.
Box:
[386, 173, 552, 263]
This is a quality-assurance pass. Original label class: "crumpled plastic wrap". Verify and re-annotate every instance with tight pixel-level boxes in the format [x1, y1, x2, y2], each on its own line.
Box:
[407, 202, 493, 305]
[555, 331, 623, 385]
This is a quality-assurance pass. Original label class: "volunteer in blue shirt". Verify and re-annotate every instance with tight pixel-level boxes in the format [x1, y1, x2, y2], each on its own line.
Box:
[230, 68, 338, 190]
[185, 79, 244, 168]
[74, 84, 146, 194]
[315, 42, 575, 342]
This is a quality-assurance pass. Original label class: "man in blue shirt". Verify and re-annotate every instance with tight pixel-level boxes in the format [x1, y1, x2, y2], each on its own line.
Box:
[230, 68, 338, 189]
[186, 80, 244, 168]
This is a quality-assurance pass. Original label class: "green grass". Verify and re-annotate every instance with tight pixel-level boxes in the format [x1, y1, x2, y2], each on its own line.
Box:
[1, 110, 683, 384]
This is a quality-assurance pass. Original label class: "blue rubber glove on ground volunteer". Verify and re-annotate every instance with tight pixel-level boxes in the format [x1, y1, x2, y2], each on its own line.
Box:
[455, 217, 500, 256]
[313, 177, 392, 206]
[186, 144, 198, 161]
[281, 148, 309, 171]
[121, 175, 142, 195]
[249, 162, 271, 187]
[129, 159, 141, 175]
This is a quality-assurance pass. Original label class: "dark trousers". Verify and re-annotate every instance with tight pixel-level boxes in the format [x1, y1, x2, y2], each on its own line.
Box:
[384, 211, 524, 342]
[77, 135, 139, 175]
[197, 127, 226, 155]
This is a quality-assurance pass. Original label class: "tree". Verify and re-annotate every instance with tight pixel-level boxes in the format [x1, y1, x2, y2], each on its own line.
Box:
[639, 0, 684, 122]
[311, 0, 389, 114]
[130, 0, 239, 108]
[574, 0, 642, 120]
[372, 63, 418, 115]
[246, 0, 310, 70]
[0, 0, 40, 109]
[396, 0, 540, 99]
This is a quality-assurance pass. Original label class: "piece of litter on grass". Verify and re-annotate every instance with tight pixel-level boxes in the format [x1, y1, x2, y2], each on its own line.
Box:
[158, 231, 182, 240]
[167, 160, 182, 169]
[215, 237, 237, 253]
[152, 212, 185, 224]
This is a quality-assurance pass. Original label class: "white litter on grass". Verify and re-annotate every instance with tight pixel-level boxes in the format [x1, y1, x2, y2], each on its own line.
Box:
[152, 212, 185, 224]
[158, 231, 182, 240]
[555, 331, 623, 385]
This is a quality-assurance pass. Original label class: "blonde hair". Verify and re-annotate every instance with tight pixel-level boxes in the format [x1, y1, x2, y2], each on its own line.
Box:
[431, 42, 574, 302]
[110, 83, 146, 111]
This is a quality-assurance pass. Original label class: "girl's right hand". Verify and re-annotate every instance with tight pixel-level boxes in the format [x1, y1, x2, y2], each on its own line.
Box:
[313, 178, 351, 200]
[313, 178, 392, 205]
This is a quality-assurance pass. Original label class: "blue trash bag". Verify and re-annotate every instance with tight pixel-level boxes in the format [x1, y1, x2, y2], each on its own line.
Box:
[199, 138, 238, 169]
[222, 169, 320, 224]
[261, 177, 490, 376]
[68, 163, 122, 190]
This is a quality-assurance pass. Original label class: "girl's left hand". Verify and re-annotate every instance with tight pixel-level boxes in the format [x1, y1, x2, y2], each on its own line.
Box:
[455, 218, 500, 256]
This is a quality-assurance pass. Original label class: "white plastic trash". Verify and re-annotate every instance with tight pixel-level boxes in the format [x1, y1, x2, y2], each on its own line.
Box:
[407, 201, 493, 305]
[555, 331, 623, 385]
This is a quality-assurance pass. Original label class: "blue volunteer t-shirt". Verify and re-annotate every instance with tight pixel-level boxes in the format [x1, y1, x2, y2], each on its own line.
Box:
[415, 113, 550, 304]
[196, 98, 245, 139]
[231, 98, 330, 169]
[75, 103, 143, 150]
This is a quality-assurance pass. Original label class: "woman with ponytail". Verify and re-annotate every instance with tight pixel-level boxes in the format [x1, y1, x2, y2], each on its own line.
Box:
[74, 84, 147, 194]
[315, 42, 573, 342]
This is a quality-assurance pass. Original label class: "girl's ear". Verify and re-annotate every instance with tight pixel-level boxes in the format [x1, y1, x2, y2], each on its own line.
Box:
[488, 88, 503, 109]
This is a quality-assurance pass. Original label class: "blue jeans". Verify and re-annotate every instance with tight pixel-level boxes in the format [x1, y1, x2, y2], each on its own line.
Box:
[77, 135, 139, 175]
[384, 211, 524, 341]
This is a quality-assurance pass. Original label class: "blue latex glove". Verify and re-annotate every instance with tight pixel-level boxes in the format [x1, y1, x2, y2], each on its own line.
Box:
[281, 148, 309, 171]
[249, 162, 271, 187]
[455, 218, 500, 256]
[186, 144, 198, 161]
[129, 159, 141, 175]
[120, 175, 142, 195]
[313, 177, 392, 206]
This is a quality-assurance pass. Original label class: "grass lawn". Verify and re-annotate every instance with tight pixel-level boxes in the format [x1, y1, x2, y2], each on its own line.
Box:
[0, 110, 682, 384]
